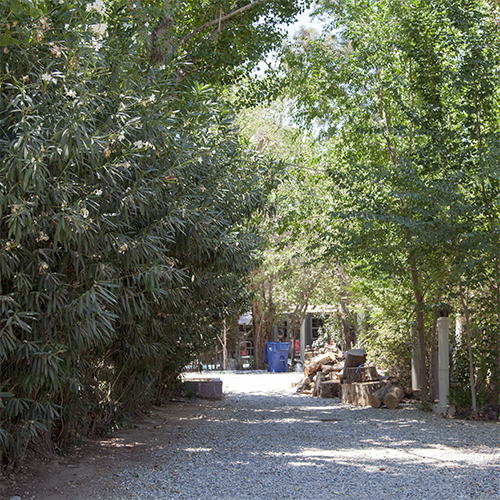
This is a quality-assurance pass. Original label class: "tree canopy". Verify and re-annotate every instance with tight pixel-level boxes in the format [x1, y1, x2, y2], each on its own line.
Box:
[274, 0, 500, 411]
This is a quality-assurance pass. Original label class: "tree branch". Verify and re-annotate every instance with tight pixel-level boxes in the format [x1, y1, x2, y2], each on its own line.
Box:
[180, 1, 263, 45]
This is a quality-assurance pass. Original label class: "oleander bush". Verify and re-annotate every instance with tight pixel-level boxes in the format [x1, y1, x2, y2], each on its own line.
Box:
[0, 0, 278, 469]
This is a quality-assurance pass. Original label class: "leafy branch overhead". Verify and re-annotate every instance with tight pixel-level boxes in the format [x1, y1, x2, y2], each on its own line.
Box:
[147, 0, 311, 82]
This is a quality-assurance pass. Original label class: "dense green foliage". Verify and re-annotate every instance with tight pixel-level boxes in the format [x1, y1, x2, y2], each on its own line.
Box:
[0, 0, 306, 468]
[274, 0, 500, 412]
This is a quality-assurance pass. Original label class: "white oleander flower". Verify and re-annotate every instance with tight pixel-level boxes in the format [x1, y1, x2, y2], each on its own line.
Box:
[86, 0, 106, 14]
[41, 73, 56, 83]
[90, 22, 107, 37]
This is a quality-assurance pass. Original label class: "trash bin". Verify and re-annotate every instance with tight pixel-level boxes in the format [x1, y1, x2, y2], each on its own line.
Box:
[265, 341, 290, 373]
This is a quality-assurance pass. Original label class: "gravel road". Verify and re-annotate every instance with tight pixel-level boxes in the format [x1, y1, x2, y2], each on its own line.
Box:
[111, 371, 499, 500]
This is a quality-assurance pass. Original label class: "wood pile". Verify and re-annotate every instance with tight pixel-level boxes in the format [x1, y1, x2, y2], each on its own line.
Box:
[294, 347, 406, 409]
[294, 345, 344, 398]
[368, 378, 405, 409]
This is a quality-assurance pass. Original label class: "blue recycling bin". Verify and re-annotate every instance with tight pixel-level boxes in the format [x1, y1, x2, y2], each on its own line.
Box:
[264, 342, 290, 373]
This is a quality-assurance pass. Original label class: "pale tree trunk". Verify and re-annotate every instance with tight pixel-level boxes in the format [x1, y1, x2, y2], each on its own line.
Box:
[216, 317, 229, 370]
[222, 319, 228, 370]
[340, 300, 354, 351]
[252, 300, 274, 370]
[286, 271, 325, 367]
[150, 0, 263, 65]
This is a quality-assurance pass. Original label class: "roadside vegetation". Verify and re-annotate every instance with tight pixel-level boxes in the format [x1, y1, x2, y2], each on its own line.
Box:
[1, 0, 499, 472]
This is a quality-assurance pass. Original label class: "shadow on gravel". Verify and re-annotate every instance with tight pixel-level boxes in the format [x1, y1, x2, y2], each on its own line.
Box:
[171, 372, 500, 499]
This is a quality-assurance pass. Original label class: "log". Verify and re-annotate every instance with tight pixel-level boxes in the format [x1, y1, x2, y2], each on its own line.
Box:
[320, 380, 340, 398]
[343, 349, 367, 369]
[340, 349, 367, 381]
[312, 372, 325, 397]
[343, 366, 379, 384]
[368, 379, 404, 408]
[368, 382, 392, 408]
[322, 363, 344, 375]
[304, 353, 338, 377]
[296, 374, 314, 393]
[383, 384, 405, 409]
[341, 381, 385, 406]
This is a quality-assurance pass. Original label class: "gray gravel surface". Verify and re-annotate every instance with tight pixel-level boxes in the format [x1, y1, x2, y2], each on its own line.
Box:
[112, 371, 499, 500]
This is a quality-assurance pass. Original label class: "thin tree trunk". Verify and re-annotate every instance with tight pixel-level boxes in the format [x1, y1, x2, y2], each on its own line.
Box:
[180, 1, 260, 44]
[409, 249, 429, 402]
[495, 263, 500, 403]
[377, 68, 429, 402]
[429, 314, 438, 402]
[472, 75, 500, 404]
[222, 319, 228, 371]
[458, 275, 478, 418]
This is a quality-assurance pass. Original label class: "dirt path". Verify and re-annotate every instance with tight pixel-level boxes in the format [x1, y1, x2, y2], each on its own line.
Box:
[0, 400, 207, 500]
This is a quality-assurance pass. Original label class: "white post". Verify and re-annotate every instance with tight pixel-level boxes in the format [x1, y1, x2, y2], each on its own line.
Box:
[411, 322, 421, 392]
[433, 317, 455, 416]
[300, 318, 306, 362]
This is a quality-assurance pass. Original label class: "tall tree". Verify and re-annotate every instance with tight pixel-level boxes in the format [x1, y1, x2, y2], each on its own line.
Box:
[275, 0, 500, 406]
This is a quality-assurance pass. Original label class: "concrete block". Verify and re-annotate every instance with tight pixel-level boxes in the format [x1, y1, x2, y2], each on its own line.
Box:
[185, 378, 223, 400]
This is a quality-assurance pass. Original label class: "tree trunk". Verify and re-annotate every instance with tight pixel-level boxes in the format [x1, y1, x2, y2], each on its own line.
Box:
[409, 250, 429, 402]
[250, 276, 277, 370]
[429, 314, 438, 402]
[252, 301, 273, 370]
[458, 275, 478, 418]
[222, 319, 228, 370]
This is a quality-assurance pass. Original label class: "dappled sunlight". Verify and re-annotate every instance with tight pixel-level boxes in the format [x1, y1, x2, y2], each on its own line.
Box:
[99, 437, 147, 449]
[101, 372, 500, 500]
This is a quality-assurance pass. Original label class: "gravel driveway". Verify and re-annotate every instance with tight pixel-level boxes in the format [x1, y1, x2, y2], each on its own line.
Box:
[112, 371, 499, 500]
